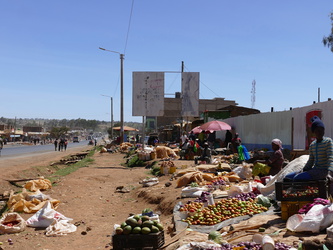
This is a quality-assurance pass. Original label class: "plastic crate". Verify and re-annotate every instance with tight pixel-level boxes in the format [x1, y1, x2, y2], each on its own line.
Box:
[275, 180, 328, 201]
[112, 231, 164, 250]
[281, 201, 311, 220]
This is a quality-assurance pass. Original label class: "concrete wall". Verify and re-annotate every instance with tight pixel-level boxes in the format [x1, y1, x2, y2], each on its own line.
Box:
[221, 100, 333, 151]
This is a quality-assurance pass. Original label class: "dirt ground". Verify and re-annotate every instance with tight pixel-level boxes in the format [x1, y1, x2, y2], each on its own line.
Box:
[0, 145, 329, 249]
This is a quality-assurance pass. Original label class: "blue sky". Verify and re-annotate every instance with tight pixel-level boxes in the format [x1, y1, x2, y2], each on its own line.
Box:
[1, 1, 332, 123]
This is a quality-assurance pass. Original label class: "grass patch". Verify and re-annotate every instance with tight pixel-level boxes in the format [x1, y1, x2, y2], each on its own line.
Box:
[48, 154, 94, 183]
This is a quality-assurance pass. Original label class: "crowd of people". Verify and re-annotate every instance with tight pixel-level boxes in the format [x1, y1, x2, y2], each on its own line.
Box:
[53, 138, 68, 151]
[178, 115, 333, 194]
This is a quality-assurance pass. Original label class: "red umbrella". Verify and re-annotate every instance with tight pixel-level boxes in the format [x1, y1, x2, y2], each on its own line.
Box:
[199, 120, 231, 131]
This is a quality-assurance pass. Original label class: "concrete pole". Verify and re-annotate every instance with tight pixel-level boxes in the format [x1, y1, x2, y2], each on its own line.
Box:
[120, 54, 124, 143]
[111, 97, 114, 139]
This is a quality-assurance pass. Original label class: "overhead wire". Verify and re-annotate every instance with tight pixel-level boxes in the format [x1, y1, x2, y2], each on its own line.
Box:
[183, 65, 222, 99]
[123, 0, 135, 54]
[111, 0, 134, 100]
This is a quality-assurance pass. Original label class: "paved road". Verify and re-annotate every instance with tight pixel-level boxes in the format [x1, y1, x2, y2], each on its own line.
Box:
[0, 140, 91, 158]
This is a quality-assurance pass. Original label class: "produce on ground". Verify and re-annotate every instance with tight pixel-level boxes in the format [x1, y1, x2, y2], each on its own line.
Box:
[115, 214, 163, 235]
[180, 198, 268, 226]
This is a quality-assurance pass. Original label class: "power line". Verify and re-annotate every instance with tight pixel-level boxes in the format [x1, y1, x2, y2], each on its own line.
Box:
[183, 65, 221, 98]
[123, 0, 135, 54]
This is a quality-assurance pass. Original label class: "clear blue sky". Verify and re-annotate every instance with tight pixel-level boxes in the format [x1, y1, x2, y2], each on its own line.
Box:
[1, 1, 332, 123]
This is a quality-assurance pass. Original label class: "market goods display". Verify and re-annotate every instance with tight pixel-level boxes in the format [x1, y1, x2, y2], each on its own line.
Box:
[232, 191, 259, 201]
[160, 160, 176, 175]
[180, 198, 268, 226]
[176, 171, 215, 188]
[206, 176, 227, 189]
[282, 185, 318, 198]
[275, 180, 328, 201]
[114, 214, 164, 235]
[219, 241, 292, 250]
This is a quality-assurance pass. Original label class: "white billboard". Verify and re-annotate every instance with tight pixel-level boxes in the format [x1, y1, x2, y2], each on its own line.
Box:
[182, 72, 199, 117]
[132, 72, 165, 116]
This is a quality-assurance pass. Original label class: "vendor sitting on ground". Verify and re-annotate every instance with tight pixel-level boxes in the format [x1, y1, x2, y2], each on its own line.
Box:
[194, 142, 212, 164]
[253, 138, 284, 178]
[285, 116, 333, 181]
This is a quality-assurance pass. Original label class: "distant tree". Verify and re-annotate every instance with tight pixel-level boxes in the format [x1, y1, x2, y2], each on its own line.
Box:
[323, 11, 333, 52]
[49, 126, 69, 138]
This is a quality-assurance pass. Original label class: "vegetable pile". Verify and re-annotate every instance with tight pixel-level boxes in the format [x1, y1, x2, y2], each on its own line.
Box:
[282, 185, 319, 198]
[115, 214, 163, 235]
[180, 198, 268, 226]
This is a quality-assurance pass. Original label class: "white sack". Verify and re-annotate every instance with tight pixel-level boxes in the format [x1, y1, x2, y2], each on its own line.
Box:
[258, 155, 309, 197]
[26, 201, 72, 228]
[286, 203, 333, 233]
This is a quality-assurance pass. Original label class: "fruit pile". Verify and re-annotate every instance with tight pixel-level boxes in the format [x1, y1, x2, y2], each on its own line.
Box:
[180, 198, 268, 226]
[115, 215, 164, 235]
[1, 221, 19, 227]
[179, 201, 204, 213]
[282, 186, 319, 198]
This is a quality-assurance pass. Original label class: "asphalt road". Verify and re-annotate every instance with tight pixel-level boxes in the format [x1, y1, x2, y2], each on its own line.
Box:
[0, 140, 91, 158]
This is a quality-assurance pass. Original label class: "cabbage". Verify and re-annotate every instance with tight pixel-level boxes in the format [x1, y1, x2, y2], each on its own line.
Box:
[256, 194, 271, 208]
[208, 231, 222, 244]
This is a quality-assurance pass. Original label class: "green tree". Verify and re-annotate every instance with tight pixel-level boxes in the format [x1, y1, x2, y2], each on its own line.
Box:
[323, 11, 333, 52]
[50, 126, 69, 138]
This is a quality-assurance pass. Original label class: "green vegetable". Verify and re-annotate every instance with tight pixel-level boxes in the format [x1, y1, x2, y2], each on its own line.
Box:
[190, 182, 199, 187]
[256, 194, 271, 208]
[208, 231, 222, 244]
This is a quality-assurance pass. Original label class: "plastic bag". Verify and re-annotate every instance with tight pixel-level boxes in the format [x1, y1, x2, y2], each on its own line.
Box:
[26, 201, 72, 228]
[45, 219, 77, 236]
[181, 186, 207, 198]
[233, 164, 252, 180]
[227, 185, 243, 197]
[0, 212, 26, 234]
[286, 203, 333, 233]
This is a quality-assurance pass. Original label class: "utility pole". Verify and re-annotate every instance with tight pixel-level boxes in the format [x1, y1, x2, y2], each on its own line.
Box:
[99, 47, 125, 143]
[120, 53, 124, 143]
[101, 94, 113, 139]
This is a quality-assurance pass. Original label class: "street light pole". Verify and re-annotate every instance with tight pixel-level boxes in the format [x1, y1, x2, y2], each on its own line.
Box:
[99, 47, 125, 143]
[101, 94, 114, 139]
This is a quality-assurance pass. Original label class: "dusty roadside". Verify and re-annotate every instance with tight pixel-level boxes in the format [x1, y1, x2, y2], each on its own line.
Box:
[0, 146, 181, 249]
[0, 146, 329, 249]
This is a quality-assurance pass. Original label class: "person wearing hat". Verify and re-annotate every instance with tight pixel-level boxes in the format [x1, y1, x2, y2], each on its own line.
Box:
[285, 116, 333, 181]
[252, 138, 284, 182]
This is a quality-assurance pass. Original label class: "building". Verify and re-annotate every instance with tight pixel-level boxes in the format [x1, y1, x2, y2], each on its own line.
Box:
[156, 95, 239, 128]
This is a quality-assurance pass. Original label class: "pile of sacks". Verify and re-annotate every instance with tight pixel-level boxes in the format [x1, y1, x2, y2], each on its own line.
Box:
[1, 177, 77, 236]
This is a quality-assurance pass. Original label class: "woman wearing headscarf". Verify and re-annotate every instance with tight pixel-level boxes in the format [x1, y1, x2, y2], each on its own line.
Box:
[253, 138, 285, 177]
[285, 116, 333, 181]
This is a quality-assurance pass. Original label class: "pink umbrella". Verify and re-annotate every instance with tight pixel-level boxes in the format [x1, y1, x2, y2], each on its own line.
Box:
[190, 126, 203, 134]
[190, 126, 213, 134]
[199, 120, 231, 131]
